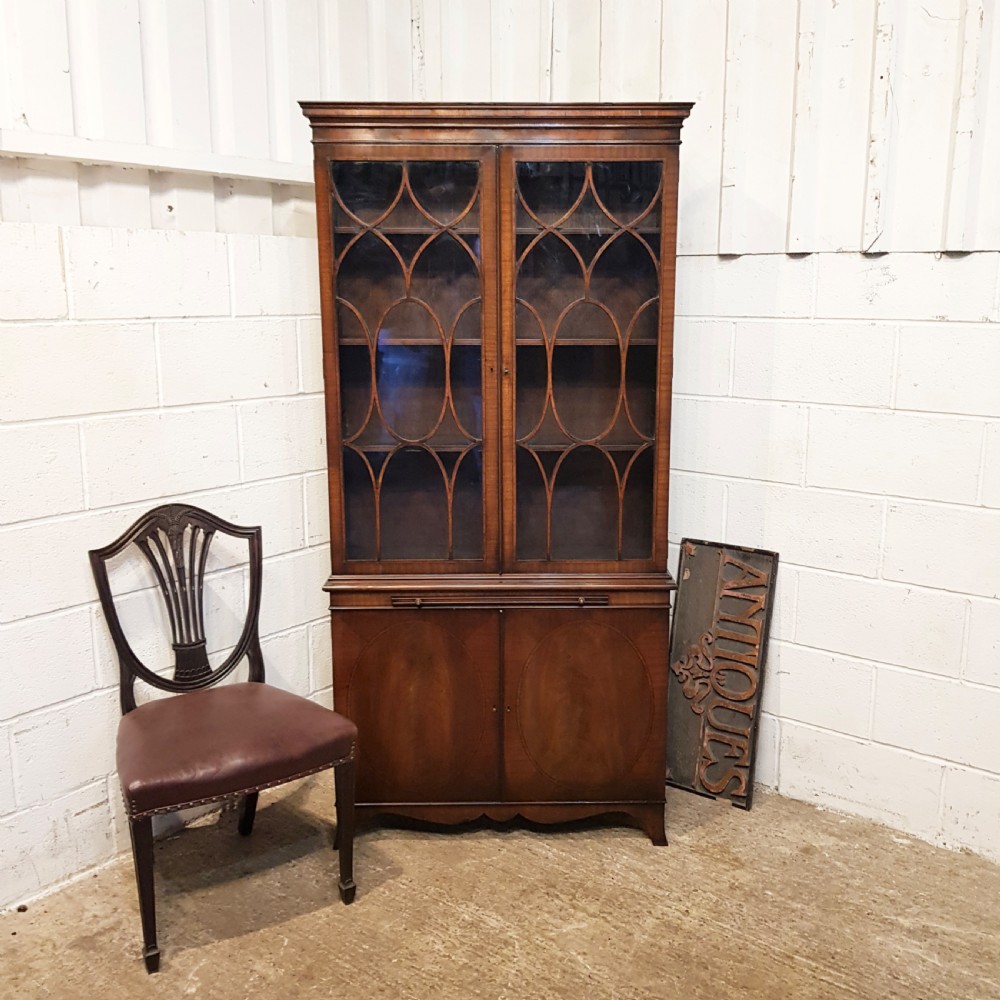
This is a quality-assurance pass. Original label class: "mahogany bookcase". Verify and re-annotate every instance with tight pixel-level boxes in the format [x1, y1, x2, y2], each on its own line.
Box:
[301, 103, 692, 844]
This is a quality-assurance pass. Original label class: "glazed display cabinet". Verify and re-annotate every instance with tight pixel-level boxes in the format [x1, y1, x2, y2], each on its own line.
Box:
[302, 103, 692, 844]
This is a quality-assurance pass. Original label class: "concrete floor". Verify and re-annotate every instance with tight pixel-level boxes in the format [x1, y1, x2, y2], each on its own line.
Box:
[2, 779, 998, 999]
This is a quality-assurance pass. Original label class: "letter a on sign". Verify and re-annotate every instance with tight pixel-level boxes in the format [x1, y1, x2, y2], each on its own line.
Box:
[667, 539, 778, 809]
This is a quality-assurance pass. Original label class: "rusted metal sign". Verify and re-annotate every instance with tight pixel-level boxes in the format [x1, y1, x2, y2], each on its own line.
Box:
[667, 539, 778, 810]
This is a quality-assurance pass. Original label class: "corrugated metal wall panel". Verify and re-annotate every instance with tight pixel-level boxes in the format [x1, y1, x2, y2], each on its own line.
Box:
[661, 0, 728, 256]
[945, 0, 1000, 251]
[2, 0, 1000, 249]
[550, 0, 601, 102]
[787, 0, 876, 253]
[717, 0, 799, 255]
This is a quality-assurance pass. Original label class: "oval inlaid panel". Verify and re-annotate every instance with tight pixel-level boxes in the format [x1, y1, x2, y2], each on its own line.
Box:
[451, 341, 483, 438]
[515, 300, 545, 344]
[591, 161, 662, 226]
[331, 161, 403, 225]
[410, 233, 480, 331]
[342, 448, 376, 561]
[621, 447, 654, 560]
[379, 447, 448, 559]
[555, 300, 618, 344]
[338, 344, 372, 439]
[549, 446, 618, 560]
[337, 232, 405, 332]
[551, 344, 620, 440]
[347, 619, 488, 798]
[515, 345, 548, 439]
[589, 232, 658, 331]
[408, 161, 479, 224]
[451, 446, 484, 560]
[375, 307, 446, 440]
[516, 622, 653, 786]
[624, 342, 657, 438]
[515, 446, 547, 560]
[517, 161, 586, 226]
[517, 234, 585, 334]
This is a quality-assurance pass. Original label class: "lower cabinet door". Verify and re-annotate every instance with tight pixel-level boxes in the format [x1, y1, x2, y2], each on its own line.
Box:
[331, 610, 501, 804]
[502, 609, 668, 803]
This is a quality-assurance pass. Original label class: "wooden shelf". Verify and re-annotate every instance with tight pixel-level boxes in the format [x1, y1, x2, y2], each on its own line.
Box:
[345, 441, 480, 452]
[334, 226, 658, 237]
[339, 339, 654, 347]
[516, 339, 657, 347]
[339, 339, 482, 347]
[334, 225, 480, 235]
[517, 442, 652, 452]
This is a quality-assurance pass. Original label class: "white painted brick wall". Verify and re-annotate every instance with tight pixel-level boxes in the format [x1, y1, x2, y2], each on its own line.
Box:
[806, 409, 983, 503]
[230, 234, 321, 316]
[83, 408, 242, 508]
[813, 252, 1000, 323]
[763, 643, 874, 740]
[666, 472, 726, 544]
[0, 224, 67, 319]
[725, 481, 884, 577]
[304, 472, 331, 547]
[64, 228, 231, 319]
[882, 502, 1000, 598]
[239, 396, 327, 480]
[0, 609, 97, 719]
[308, 620, 334, 697]
[896, 324, 1000, 417]
[672, 249, 1000, 866]
[0, 423, 85, 523]
[0, 199, 332, 906]
[732, 321, 895, 406]
[676, 253, 816, 318]
[0, 731, 16, 816]
[794, 570, 967, 677]
[297, 318, 325, 394]
[779, 722, 945, 842]
[159, 318, 300, 405]
[11, 692, 120, 807]
[259, 627, 312, 697]
[0, 511, 138, 622]
[258, 548, 332, 637]
[967, 600, 1000, 687]
[872, 670, 1000, 772]
[671, 398, 807, 483]
[942, 768, 1000, 861]
[672, 319, 732, 396]
[0, 323, 159, 421]
[0, 783, 115, 907]
[983, 424, 1000, 507]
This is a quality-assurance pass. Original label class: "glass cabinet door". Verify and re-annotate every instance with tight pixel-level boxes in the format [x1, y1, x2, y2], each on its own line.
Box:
[505, 154, 666, 568]
[328, 153, 497, 569]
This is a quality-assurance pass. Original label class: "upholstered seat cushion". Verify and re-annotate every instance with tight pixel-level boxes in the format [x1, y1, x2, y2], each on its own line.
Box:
[117, 682, 357, 818]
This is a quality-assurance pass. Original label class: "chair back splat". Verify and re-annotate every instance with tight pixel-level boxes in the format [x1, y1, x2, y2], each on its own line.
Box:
[89, 503, 265, 714]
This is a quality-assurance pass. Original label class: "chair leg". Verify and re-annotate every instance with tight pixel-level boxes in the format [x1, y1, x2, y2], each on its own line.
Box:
[334, 757, 356, 904]
[129, 817, 160, 973]
[238, 792, 259, 836]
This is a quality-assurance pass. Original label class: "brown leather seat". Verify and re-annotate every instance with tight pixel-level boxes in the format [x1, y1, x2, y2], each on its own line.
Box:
[118, 683, 358, 818]
[90, 504, 358, 974]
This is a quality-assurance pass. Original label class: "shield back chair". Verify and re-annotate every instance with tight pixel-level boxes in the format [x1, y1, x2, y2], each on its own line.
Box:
[89, 503, 357, 973]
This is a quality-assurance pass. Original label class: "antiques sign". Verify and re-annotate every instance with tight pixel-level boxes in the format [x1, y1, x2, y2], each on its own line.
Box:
[667, 540, 778, 809]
